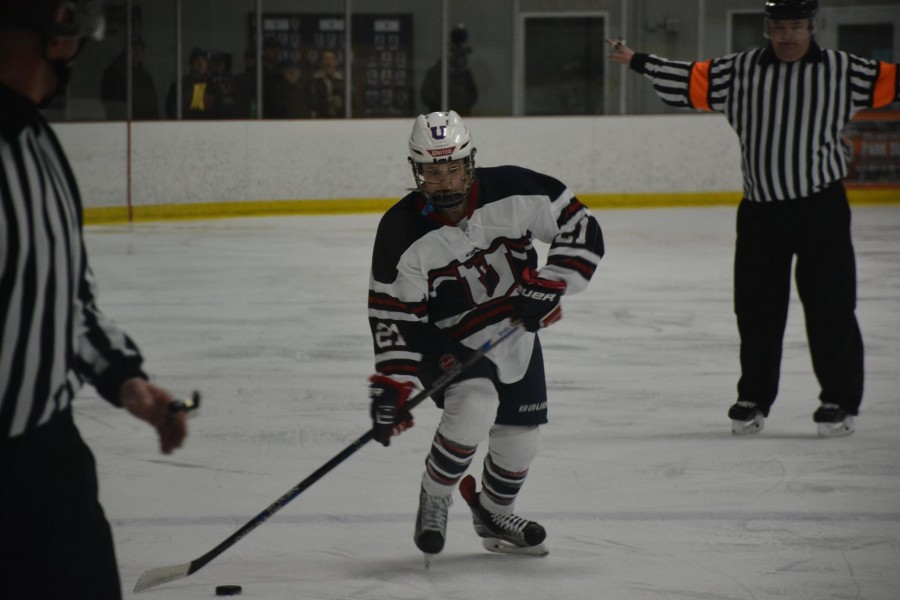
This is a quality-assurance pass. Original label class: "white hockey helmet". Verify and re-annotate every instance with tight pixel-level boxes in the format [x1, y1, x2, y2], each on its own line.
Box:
[408, 110, 476, 211]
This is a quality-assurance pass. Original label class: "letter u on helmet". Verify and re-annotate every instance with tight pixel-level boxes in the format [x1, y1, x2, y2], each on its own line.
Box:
[408, 110, 477, 211]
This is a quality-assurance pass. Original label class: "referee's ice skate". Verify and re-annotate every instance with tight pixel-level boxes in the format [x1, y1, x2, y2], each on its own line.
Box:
[459, 475, 548, 556]
[728, 400, 765, 435]
[813, 403, 855, 438]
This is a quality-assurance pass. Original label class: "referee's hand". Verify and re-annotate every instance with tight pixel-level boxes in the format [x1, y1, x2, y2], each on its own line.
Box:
[605, 37, 635, 66]
[120, 378, 188, 455]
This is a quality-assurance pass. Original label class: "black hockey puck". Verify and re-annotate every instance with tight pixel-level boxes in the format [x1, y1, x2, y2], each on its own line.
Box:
[215, 585, 242, 596]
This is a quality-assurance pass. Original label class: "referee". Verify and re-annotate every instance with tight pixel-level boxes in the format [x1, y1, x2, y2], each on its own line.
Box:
[1, 2, 189, 598]
[607, 0, 899, 437]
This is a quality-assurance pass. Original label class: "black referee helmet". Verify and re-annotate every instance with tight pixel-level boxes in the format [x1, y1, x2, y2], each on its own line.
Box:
[0, 0, 105, 40]
[764, 0, 819, 20]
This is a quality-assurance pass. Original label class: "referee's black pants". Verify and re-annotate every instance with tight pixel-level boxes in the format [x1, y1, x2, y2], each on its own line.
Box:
[733, 182, 864, 417]
[0, 407, 122, 600]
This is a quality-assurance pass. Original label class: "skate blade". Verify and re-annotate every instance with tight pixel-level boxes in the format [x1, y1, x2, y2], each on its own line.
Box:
[817, 419, 854, 438]
[731, 415, 764, 435]
[482, 538, 549, 556]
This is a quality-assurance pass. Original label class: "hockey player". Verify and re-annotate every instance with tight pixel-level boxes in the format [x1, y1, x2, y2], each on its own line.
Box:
[367, 110, 604, 559]
[608, 0, 900, 437]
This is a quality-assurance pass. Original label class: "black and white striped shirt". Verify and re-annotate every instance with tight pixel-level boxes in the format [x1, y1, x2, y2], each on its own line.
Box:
[1, 83, 146, 441]
[631, 42, 900, 201]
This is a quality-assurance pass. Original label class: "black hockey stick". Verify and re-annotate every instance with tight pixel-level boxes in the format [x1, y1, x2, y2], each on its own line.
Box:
[134, 323, 523, 592]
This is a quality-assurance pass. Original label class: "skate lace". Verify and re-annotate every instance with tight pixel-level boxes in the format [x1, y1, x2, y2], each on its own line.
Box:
[422, 495, 451, 531]
[489, 512, 530, 535]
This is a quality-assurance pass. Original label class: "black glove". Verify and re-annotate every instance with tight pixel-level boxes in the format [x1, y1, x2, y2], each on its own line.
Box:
[369, 374, 415, 446]
[512, 267, 567, 332]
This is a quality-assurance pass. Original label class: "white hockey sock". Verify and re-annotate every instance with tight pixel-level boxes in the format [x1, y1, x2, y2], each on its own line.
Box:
[480, 424, 540, 515]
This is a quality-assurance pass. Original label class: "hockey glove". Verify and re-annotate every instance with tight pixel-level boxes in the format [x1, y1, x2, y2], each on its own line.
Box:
[512, 267, 567, 332]
[369, 374, 415, 446]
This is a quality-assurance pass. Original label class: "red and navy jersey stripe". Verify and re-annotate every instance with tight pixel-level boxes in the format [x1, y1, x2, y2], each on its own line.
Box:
[368, 165, 603, 383]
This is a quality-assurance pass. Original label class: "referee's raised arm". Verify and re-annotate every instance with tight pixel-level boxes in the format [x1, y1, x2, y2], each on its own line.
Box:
[1, 2, 189, 598]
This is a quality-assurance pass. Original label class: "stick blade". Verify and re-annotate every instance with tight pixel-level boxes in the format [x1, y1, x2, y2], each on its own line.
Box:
[133, 562, 191, 592]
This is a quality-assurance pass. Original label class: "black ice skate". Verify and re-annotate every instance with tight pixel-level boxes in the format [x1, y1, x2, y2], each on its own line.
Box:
[458, 475, 548, 556]
[813, 403, 855, 438]
[414, 487, 452, 559]
[728, 400, 765, 435]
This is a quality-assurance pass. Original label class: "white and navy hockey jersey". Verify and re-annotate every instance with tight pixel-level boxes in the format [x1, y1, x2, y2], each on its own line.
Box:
[368, 165, 604, 386]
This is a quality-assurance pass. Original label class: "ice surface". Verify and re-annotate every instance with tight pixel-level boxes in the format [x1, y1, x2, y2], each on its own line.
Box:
[77, 206, 900, 599]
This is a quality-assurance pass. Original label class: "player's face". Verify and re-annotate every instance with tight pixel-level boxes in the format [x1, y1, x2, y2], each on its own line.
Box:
[767, 18, 813, 62]
[419, 159, 467, 195]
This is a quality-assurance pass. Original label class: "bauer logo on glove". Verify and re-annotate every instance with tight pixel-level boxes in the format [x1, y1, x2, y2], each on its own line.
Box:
[512, 267, 567, 332]
[518, 287, 561, 303]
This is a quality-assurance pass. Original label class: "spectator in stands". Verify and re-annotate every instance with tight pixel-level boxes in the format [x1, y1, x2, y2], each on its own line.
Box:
[421, 23, 478, 116]
[165, 47, 217, 119]
[259, 37, 286, 118]
[233, 47, 255, 117]
[269, 59, 312, 118]
[208, 49, 241, 119]
[311, 49, 345, 118]
[100, 36, 159, 120]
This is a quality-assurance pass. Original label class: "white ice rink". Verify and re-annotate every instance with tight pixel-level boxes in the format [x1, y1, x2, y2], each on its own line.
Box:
[77, 206, 900, 599]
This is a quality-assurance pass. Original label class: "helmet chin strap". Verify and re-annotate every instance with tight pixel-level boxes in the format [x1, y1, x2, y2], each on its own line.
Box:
[419, 191, 466, 217]
[430, 190, 467, 210]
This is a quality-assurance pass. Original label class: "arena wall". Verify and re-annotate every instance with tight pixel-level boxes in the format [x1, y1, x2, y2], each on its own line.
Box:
[53, 116, 896, 223]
